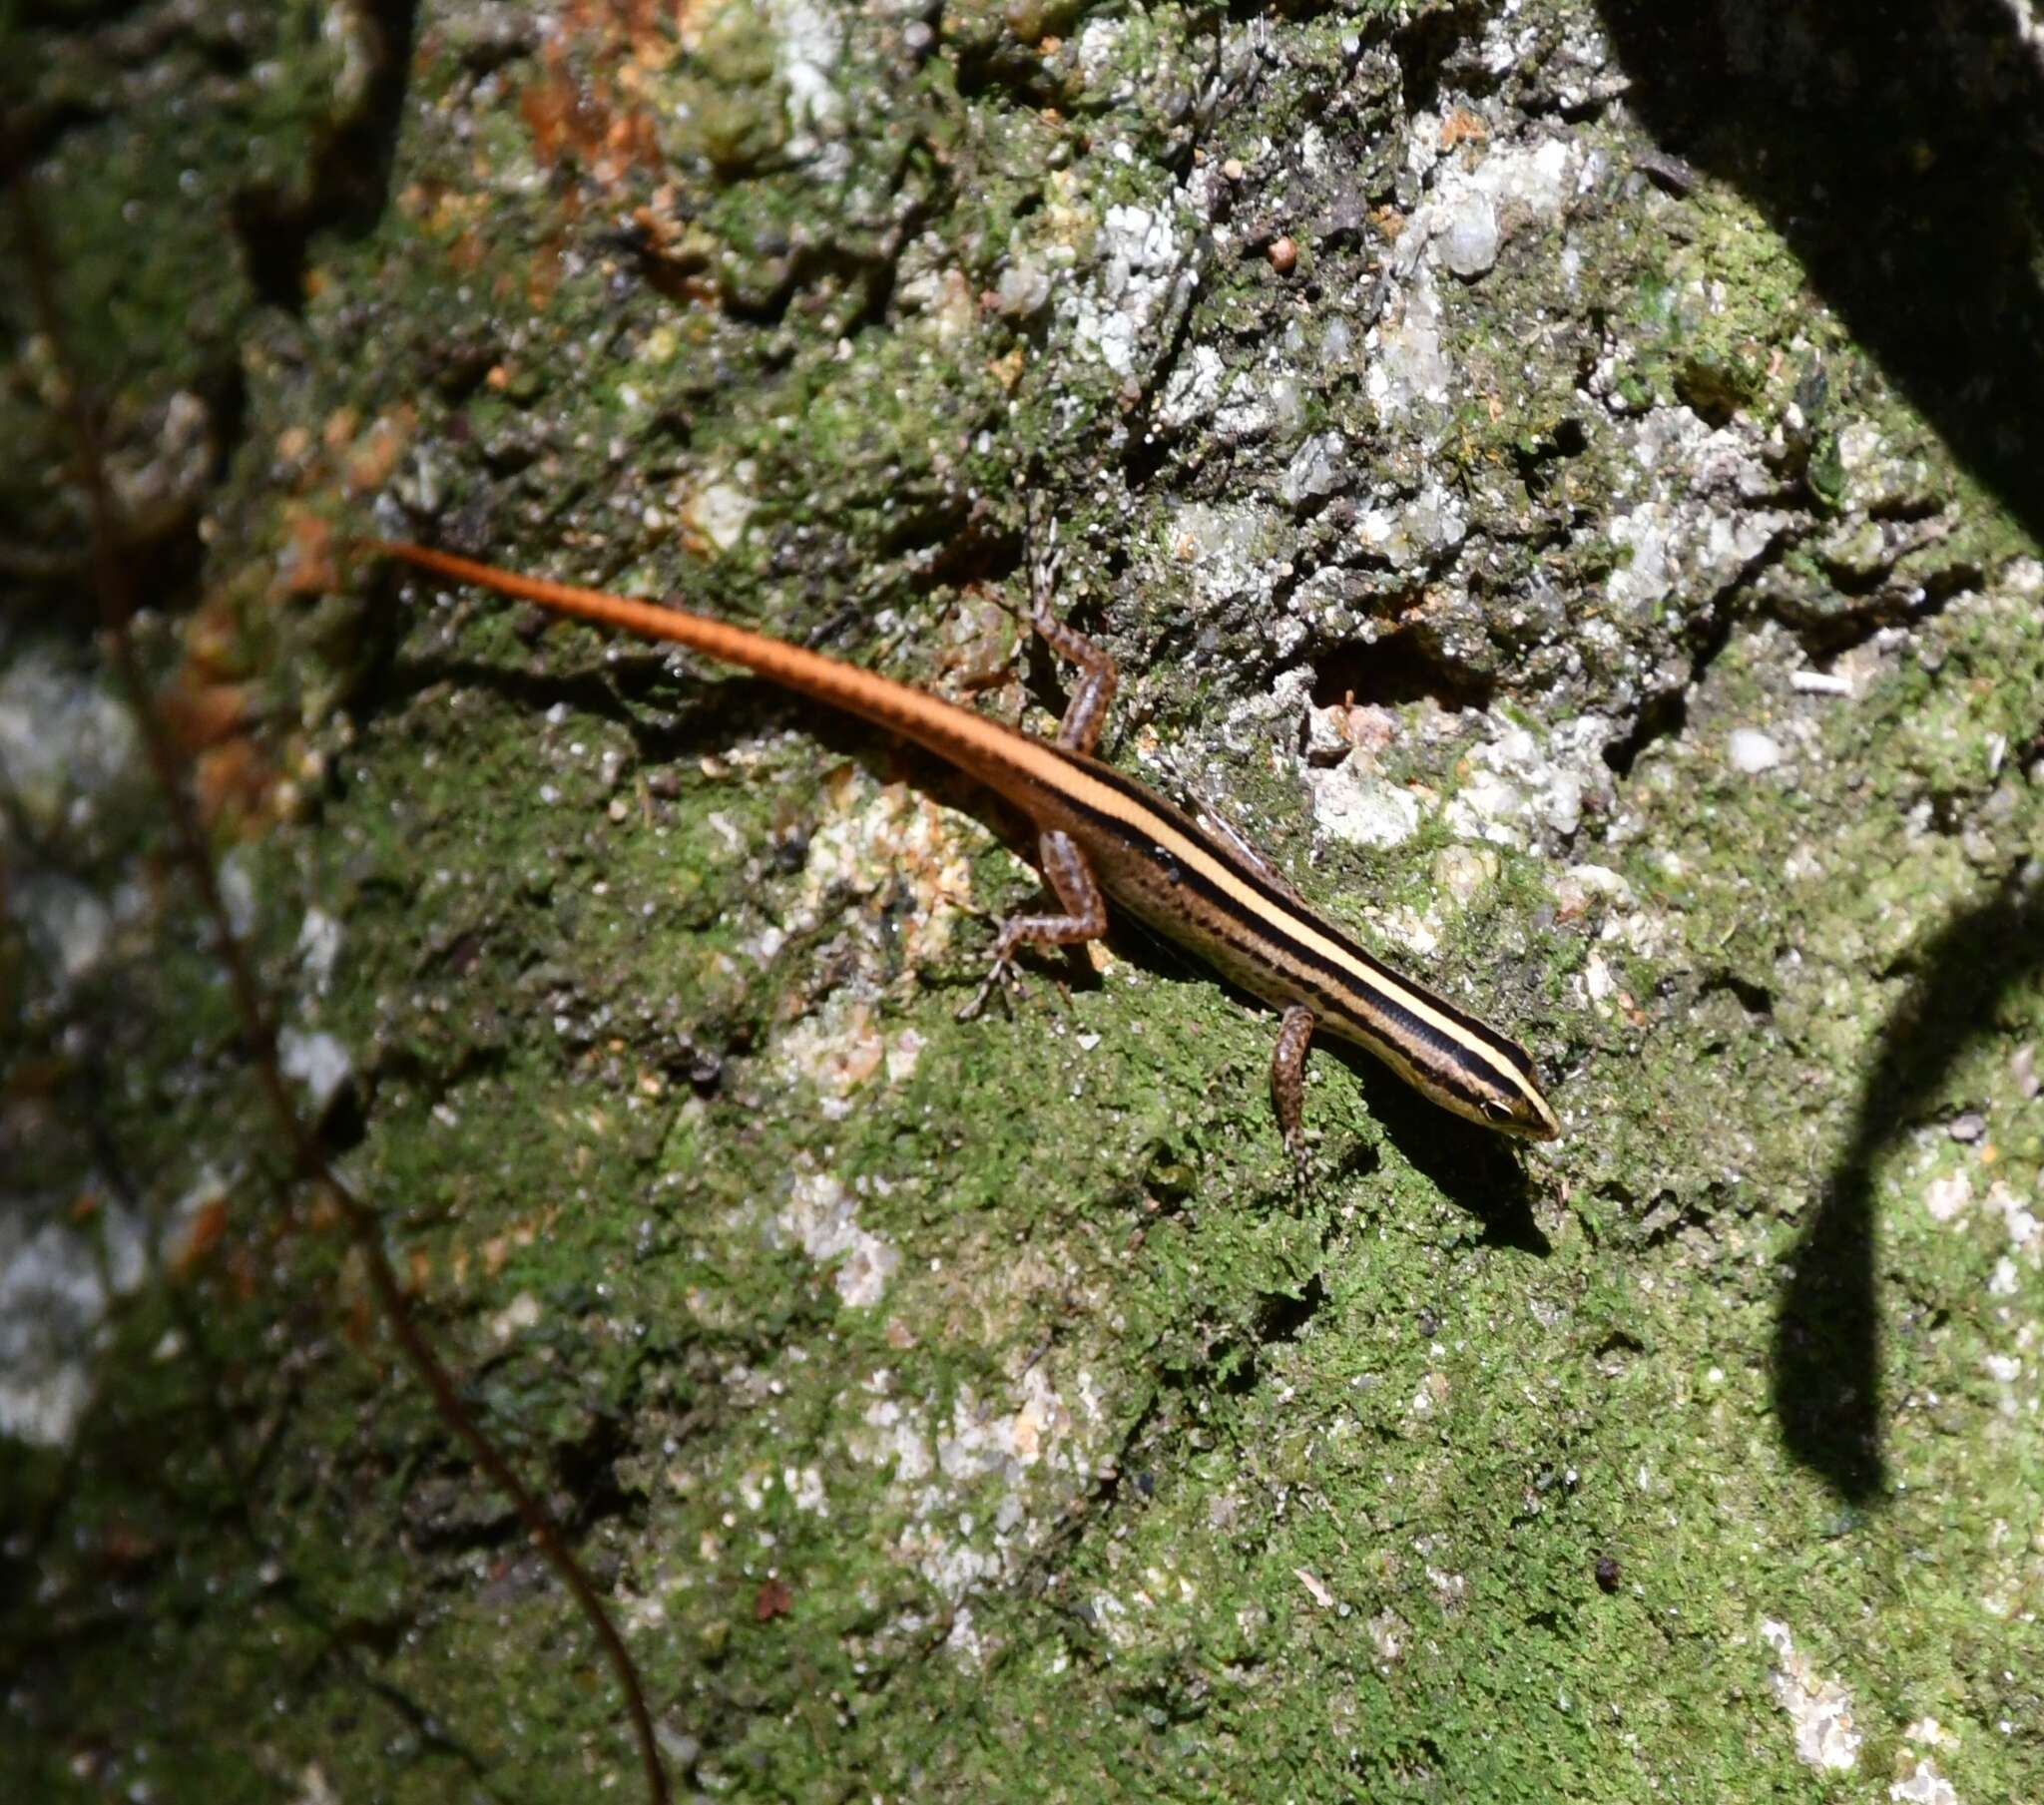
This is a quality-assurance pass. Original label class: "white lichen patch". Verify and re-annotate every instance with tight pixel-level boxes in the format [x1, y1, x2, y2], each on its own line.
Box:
[0, 654, 139, 837]
[1348, 477, 1467, 567]
[782, 1464, 827, 1516]
[0, 1199, 150, 1448]
[772, 994, 921, 1117]
[296, 907, 342, 991]
[770, 1167, 899, 1307]
[1760, 1617, 1862, 1771]
[488, 1289, 543, 1343]
[1604, 411, 1792, 619]
[788, 776, 980, 966]
[1924, 1169, 1973, 1224]
[1889, 1759, 1960, 1805]
[1986, 1179, 2041, 1261]
[844, 1359, 1114, 1622]
[1442, 712, 1613, 848]
[1308, 755, 1422, 848]
[277, 1027, 353, 1115]
[850, 1384, 935, 1483]
[1365, 260, 1452, 418]
[1155, 342, 1226, 432]
[768, 0, 845, 169]
[1069, 202, 1185, 378]
[763, 778, 970, 1109]
[683, 460, 759, 553]
[8, 872, 114, 987]
[1164, 499, 1287, 610]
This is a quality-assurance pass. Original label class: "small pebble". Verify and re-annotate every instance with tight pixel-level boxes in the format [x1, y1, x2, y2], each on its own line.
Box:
[1789, 670, 1852, 695]
[1727, 727, 1785, 773]
[1435, 194, 1500, 278]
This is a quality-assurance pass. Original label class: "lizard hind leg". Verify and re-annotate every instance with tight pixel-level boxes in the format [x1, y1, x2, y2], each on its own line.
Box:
[1271, 1003, 1317, 1179]
[1019, 513, 1119, 756]
[958, 830, 1110, 1021]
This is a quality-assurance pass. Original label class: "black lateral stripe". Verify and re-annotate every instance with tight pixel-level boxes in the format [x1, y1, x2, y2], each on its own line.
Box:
[1051, 747, 1538, 1083]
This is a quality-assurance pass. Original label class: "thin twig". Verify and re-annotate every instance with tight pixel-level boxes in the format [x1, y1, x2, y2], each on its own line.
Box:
[9, 171, 670, 1805]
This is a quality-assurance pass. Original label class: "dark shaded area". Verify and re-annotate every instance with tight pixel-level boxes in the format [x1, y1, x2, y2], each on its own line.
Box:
[1322, 1037, 1553, 1254]
[1310, 627, 1498, 713]
[232, 0, 420, 311]
[1774, 868, 2044, 1501]
[1594, 0, 2044, 551]
[1601, 596, 1739, 776]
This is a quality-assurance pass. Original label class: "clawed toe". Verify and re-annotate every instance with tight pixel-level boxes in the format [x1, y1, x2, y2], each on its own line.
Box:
[958, 955, 1030, 1022]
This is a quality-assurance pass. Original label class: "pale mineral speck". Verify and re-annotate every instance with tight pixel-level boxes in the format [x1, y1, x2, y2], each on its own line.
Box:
[994, 258, 1052, 320]
[278, 1027, 353, 1115]
[297, 907, 343, 991]
[1365, 262, 1451, 417]
[1280, 431, 1349, 509]
[1432, 843, 1497, 908]
[782, 1465, 827, 1516]
[689, 465, 758, 553]
[1155, 343, 1225, 430]
[1435, 191, 1500, 277]
[1923, 1170, 1972, 1224]
[489, 1290, 543, 1343]
[1294, 1568, 1334, 1608]
[1728, 727, 1786, 774]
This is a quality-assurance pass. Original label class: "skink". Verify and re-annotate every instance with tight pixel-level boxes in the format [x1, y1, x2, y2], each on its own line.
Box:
[372, 539, 1561, 1145]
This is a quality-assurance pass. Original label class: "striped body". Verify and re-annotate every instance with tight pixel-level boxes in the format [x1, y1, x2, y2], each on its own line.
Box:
[374, 541, 1560, 1140]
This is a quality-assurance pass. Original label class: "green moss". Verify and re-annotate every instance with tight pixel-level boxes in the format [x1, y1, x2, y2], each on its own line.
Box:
[9, 0, 2044, 1800]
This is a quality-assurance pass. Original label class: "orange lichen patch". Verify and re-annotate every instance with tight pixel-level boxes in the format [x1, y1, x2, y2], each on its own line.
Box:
[526, 234, 566, 312]
[673, 0, 729, 51]
[194, 736, 274, 832]
[518, 49, 579, 167]
[628, 195, 723, 303]
[167, 1194, 231, 1277]
[446, 227, 490, 273]
[1439, 107, 1489, 151]
[518, 22, 664, 190]
[159, 677, 250, 755]
[280, 506, 339, 596]
[344, 407, 417, 497]
[176, 595, 243, 683]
